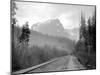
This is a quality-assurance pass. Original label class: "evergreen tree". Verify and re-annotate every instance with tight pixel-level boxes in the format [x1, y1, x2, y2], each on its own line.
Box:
[19, 22, 30, 45]
[11, 0, 18, 26]
[11, 0, 18, 47]
[79, 12, 86, 41]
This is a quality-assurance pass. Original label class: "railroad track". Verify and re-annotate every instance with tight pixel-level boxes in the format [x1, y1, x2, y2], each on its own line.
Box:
[12, 55, 85, 74]
[12, 57, 60, 75]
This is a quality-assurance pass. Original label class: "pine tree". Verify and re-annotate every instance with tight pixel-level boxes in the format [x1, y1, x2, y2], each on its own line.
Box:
[79, 12, 86, 41]
[19, 22, 30, 45]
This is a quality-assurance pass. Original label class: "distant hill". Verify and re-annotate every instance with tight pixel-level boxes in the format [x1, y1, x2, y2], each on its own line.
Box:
[29, 30, 74, 52]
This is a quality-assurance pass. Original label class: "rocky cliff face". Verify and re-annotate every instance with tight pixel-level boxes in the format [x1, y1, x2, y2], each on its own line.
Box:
[31, 18, 71, 38]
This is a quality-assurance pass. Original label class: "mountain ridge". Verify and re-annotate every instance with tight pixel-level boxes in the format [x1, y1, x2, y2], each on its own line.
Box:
[29, 30, 74, 52]
[31, 18, 72, 39]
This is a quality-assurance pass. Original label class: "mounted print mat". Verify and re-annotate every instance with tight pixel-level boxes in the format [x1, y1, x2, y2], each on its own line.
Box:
[11, 0, 96, 74]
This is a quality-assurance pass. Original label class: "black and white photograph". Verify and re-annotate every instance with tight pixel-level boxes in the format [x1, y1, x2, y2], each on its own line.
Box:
[11, 0, 96, 74]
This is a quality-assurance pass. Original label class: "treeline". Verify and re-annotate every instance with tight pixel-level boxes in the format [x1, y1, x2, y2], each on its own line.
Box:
[74, 10, 96, 69]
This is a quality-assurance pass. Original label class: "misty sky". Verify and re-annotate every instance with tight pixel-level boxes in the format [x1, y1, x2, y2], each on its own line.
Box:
[15, 1, 95, 29]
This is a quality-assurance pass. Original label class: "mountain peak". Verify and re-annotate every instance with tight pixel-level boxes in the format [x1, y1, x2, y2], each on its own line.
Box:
[31, 18, 79, 41]
[31, 18, 64, 36]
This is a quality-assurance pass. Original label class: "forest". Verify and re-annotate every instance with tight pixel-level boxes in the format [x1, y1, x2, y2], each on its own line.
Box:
[74, 11, 96, 69]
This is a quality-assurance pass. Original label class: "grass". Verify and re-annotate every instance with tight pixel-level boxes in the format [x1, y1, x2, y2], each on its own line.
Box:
[75, 51, 96, 69]
[74, 41, 96, 69]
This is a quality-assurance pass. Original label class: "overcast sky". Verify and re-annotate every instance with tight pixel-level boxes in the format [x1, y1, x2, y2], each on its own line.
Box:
[15, 1, 95, 29]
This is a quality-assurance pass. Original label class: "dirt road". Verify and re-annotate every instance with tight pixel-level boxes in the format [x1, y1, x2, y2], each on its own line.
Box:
[27, 55, 85, 73]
